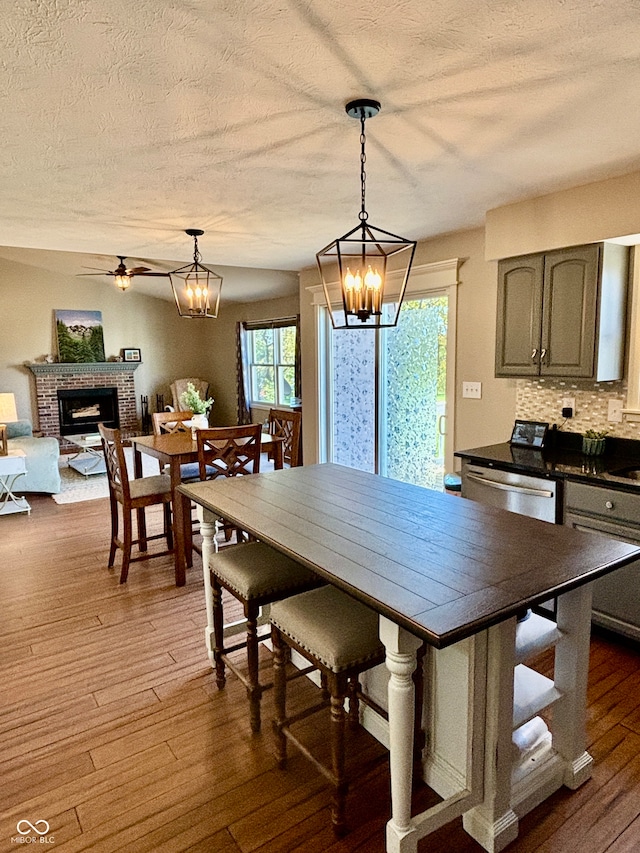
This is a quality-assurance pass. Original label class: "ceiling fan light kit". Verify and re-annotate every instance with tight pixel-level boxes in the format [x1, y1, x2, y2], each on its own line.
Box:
[168, 229, 223, 319]
[79, 255, 160, 291]
[316, 98, 416, 330]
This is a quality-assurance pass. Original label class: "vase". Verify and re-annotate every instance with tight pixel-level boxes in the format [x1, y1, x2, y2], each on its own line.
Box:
[190, 413, 208, 438]
[582, 436, 605, 456]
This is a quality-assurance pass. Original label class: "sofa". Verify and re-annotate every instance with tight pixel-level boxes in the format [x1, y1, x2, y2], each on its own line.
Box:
[7, 420, 61, 494]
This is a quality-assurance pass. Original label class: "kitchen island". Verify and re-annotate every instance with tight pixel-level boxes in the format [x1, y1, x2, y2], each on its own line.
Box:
[180, 463, 640, 853]
[456, 434, 640, 641]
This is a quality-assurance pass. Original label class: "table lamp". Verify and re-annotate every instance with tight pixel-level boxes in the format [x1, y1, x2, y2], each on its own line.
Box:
[0, 392, 18, 456]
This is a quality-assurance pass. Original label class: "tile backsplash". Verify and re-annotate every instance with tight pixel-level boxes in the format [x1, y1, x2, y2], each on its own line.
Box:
[516, 378, 640, 439]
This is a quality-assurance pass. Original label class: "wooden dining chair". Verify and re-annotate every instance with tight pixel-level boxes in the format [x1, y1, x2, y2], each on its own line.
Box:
[98, 423, 174, 584]
[196, 423, 262, 544]
[151, 409, 200, 483]
[268, 408, 302, 467]
[152, 410, 193, 435]
[196, 423, 263, 480]
[197, 423, 321, 732]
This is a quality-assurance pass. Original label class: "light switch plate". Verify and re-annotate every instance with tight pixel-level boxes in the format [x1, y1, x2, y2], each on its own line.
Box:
[562, 397, 576, 416]
[462, 381, 482, 399]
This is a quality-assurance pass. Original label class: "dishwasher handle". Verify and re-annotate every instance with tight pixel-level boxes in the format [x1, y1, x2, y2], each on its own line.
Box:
[465, 472, 555, 499]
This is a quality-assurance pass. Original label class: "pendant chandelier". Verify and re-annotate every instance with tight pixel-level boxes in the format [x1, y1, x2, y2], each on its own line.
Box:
[316, 99, 416, 329]
[169, 229, 223, 319]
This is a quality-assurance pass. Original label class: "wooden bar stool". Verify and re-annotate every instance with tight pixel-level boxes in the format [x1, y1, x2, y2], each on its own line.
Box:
[98, 424, 174, 584]
[209, 541, 322, 733]
[270, 585, 389, 836]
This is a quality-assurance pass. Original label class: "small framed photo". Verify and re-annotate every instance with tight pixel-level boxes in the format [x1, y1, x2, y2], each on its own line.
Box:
[509, 419, 549, 449]
[122, 348, 142, 363]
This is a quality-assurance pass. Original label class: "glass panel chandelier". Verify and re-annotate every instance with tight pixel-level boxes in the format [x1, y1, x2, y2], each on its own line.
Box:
[169, 229, 223, 319]
[316, 99, 416, 330]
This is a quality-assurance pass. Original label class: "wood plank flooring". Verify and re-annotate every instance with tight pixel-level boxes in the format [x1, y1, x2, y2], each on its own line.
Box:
[2, 494, 640, 852]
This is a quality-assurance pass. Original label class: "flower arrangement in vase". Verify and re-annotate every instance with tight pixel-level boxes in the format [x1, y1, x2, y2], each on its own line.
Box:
[180, 382, 214, 431]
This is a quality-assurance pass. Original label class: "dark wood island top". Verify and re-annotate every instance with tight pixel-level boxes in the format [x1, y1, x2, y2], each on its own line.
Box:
[180, 462, 640, 648]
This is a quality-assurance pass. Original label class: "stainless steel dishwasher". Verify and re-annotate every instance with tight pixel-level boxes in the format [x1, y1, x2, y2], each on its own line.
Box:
[460, 460, 560, 523]
[461, 460, 560, 615]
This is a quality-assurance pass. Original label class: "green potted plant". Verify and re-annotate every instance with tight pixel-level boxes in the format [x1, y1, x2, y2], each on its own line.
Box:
[179, 382, 214, 430]
[581, 428, 608, 456]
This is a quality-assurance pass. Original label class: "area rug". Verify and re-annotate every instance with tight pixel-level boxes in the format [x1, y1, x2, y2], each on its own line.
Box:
[52, 449, 158, 504]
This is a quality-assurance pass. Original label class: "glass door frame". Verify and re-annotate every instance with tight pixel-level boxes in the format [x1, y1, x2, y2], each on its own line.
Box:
[315, 260, 459, 478]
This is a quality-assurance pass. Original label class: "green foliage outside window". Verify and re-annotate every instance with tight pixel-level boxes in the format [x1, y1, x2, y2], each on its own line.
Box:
[384, 297, 448, 488]
[249, 325, 296, 406]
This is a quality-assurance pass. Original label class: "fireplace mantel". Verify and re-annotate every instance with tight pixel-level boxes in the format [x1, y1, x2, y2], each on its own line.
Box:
[27, 362, 140, 377]
[27, 362, 140, 443]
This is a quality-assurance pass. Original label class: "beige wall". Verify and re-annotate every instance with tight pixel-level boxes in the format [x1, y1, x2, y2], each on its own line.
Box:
[193, 292, 301, 426]
[0, 255, 298, 430]
[7, 166, 639, 451]
[299, 227, 518, 467]
[486, 169, 640, 260]
[485, 171, 640, 436]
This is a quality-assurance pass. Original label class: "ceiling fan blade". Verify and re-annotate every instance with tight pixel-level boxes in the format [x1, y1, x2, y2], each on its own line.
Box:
[77, 272, 111, 276]
[81, 266, 111, 273]
[126, 266, 151, 275]
[135, 271, 170, 277]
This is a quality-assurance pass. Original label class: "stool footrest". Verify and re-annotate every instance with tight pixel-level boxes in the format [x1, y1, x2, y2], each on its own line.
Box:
[277, 698, 329, 729]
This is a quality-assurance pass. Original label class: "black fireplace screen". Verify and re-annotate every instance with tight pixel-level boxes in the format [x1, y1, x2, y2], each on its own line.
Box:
[57, 387, 119, 436]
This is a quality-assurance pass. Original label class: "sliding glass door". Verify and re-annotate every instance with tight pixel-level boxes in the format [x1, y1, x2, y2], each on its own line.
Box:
[323, 294, 449, 490]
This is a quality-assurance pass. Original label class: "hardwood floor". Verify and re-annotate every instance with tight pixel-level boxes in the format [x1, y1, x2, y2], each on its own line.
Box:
[2, 494, 640, 852]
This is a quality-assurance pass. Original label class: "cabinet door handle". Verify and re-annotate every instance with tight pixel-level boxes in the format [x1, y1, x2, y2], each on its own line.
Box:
[531, 348, 538, 362]
[540, 348, 547, 364]
[605, 500, 614, 510]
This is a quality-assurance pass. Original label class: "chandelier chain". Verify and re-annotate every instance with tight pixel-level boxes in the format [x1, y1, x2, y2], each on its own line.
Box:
[359, 115, 368, 222]
[193, 234, 201, 264]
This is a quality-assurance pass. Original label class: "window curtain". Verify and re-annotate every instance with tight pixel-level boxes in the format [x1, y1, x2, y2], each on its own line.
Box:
[294, 314, 301, 400]
[236, 322, 252, 425]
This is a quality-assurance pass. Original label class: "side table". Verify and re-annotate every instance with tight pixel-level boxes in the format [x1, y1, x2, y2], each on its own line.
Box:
[0, 450, 31, 516]
[64, 433, 107, 476]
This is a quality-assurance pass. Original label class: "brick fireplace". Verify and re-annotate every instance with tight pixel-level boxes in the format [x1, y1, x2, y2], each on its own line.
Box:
[27, 362, 140, 448]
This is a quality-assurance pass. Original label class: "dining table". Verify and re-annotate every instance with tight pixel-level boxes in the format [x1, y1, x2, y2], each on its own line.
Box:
[179, 462, 640, 853]
[131, 430, 284, 586]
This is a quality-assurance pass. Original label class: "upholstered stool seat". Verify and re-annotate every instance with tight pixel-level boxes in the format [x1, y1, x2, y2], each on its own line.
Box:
[270, 585, 388, 836]
[209, 541, 321, 733]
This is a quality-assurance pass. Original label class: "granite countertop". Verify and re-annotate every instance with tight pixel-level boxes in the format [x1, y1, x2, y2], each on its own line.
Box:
[455, 432, 640, 492]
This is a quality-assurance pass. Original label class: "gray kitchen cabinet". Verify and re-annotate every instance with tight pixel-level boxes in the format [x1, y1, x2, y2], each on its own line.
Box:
[564, 480, 640, 642]
[495, 242, 628, 380]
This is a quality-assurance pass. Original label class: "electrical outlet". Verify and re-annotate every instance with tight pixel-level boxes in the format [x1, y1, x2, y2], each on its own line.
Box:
[608, 399, 624, 423]
[462, 381, 482, 399]
[561, 397, 576, 416]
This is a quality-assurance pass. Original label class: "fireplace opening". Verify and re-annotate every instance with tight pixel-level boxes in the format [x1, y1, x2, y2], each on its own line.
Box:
[57, 387, 119, 436]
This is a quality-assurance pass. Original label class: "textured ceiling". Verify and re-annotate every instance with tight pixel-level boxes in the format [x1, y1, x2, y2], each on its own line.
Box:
[3, 0, 640, 299]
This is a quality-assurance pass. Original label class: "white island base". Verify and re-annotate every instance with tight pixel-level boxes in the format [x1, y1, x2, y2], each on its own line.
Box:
[376, 584, 593, 853]
[196, 504, 595, 853]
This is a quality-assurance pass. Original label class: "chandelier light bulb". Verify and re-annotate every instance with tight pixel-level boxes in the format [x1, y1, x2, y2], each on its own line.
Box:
[114, 274, 130, 291]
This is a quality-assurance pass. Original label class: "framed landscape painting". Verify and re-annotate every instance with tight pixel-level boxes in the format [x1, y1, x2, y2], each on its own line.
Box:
[55, 310, 106, 363]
